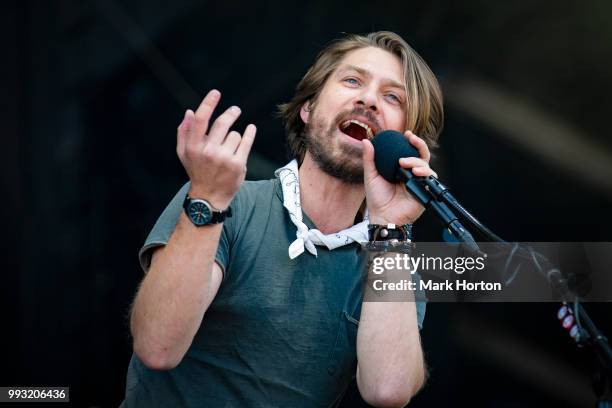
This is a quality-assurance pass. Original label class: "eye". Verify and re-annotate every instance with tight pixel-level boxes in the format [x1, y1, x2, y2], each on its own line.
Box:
[343, 77, 360, 86]
[385, 93, 403, 104]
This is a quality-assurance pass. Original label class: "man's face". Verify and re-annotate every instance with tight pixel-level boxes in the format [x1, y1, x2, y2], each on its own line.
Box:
[301, 46, 407, 184]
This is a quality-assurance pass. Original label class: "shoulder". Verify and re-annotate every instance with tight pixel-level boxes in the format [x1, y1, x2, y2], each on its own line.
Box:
[232, 179, 278, 208]
[238, 179, 277, 196]
[222, 179, 279, 230]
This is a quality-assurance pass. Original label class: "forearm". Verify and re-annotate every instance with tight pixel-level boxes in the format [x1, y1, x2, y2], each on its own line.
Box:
[356, 256, 425, 407]
[130, 213, 222, 369]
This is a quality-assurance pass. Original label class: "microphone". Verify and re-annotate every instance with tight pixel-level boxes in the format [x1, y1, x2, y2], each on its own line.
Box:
[371, 130, 453, 204]
[371, 130, 480, 251]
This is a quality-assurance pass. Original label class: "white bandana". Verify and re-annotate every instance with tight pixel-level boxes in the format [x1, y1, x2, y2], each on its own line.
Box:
[274, 160, 369, 259]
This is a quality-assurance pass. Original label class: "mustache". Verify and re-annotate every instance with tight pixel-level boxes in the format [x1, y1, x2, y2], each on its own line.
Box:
[334, 108, 382, 133]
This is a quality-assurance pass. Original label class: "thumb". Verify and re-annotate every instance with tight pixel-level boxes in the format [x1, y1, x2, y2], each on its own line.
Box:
[361, 139, 378, 181]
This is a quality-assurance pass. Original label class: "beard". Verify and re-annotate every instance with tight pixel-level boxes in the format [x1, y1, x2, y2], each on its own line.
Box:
[303, 108, 365, 185]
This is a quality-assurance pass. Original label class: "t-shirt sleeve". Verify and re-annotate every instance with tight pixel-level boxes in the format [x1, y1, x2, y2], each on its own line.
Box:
[410, 270, 427, 330]
[137, 182, 234, 279]
[416, 301, 426, 330]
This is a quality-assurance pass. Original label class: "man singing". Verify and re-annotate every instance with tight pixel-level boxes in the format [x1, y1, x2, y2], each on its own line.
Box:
[122, 31, 443, 407]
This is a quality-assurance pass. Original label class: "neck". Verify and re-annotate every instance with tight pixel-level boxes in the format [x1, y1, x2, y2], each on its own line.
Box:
[298, 153, 365, 234]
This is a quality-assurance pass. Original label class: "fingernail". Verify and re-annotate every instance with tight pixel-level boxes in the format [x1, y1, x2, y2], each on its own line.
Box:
[209, 89, 220, 98]
[230, 106, 241, 114]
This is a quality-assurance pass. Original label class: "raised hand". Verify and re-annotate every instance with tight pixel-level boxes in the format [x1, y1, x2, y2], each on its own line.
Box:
[176, 89, 256, 209]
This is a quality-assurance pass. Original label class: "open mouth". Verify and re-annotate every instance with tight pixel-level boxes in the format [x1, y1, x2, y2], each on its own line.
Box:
[339, 119, 374, 141]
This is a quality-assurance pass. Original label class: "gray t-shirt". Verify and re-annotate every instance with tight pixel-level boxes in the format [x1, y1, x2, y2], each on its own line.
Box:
[122, 177, 426, 407]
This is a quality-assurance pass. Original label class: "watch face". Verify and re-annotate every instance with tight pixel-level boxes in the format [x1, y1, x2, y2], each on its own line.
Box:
[188, 200, 212, 226]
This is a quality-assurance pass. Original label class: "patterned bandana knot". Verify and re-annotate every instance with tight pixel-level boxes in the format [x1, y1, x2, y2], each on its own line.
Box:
[274, 160, 369, 259]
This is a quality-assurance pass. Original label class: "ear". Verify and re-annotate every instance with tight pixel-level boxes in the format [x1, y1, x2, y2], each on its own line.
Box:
[300, 101, 311, 124]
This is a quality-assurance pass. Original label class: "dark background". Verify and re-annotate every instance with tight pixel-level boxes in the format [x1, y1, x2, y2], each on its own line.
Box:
[3, 0, 612, 407]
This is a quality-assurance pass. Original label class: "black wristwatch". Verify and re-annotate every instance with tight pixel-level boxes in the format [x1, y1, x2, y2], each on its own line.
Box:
[183, 195, 232, 226]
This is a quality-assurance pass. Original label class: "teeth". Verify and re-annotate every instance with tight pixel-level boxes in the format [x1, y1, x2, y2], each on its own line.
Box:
[341, 119, 374, 139]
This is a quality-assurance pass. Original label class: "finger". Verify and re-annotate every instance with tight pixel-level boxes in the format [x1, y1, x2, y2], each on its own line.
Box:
[223, 131, 242, 153]
[208, 105, 242, 145]
[176, 109, 190, 156]
[236, 124, 256, 161]
[361, 139, 378, 182]
[412, 167, 438, 178]
[404, 130, 431, 163]
[399, 156, 430, 169]
[193, 89, 221, 138]
[183, 109, 200, 148]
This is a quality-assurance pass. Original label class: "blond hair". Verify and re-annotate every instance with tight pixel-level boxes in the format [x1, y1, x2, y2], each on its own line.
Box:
[278, 31, 444, 163]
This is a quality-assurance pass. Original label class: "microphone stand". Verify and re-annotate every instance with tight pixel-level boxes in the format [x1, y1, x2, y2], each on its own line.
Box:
[398, 168, 481, 255]
[415, 175, 612, 407]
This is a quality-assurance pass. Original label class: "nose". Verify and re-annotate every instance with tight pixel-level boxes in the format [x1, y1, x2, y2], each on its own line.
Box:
[355, 86, 378, 112]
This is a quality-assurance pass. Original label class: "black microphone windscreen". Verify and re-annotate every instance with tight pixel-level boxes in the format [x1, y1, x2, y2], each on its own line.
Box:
[371, 130, 420, 182]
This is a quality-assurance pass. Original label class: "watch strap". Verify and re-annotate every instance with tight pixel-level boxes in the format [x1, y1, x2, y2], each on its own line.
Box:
[210, 206, 232, 223]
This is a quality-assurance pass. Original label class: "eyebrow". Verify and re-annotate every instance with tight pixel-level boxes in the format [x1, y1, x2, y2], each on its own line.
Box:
[336, 64, 406, 92]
